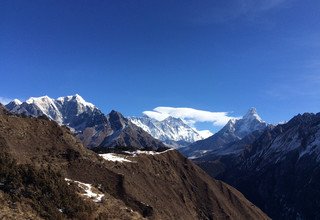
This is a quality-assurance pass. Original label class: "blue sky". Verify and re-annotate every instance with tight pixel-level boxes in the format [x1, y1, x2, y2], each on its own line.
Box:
[1, 0, 320, 132]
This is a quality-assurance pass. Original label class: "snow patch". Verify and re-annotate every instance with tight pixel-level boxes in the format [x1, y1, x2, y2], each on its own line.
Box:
[124, 148, 174, 157]
[65, 178, 104, 203]
[100, 153, 132, 162]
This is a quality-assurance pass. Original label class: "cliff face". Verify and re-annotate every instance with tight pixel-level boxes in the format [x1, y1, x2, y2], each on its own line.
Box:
[0, 106, 269, 220]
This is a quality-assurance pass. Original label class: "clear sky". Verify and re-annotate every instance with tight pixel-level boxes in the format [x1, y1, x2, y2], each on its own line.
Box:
[1, 0, 320, 132]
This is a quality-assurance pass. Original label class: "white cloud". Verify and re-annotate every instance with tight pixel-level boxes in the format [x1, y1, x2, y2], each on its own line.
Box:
[142, 110, 170, 121]
[143, 106, 238, 127]
[0, 97, 12, 105]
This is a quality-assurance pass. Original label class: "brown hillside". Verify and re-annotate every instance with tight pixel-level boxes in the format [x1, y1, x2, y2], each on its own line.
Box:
[0, 106, 269, 219]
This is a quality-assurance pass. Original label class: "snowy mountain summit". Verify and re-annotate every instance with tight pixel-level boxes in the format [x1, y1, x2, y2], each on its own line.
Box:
[181, 108, 268, 158]
[6, 94, 96, 130]
[5, 95, 165, 150]
[130, 115, 212, 148]
[220, 107, 266, 139]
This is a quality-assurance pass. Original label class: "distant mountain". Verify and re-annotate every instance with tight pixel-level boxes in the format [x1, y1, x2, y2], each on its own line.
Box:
[0, 105, 269, 219]
[5, 95, 165, 150]
[196, 112, 320, 219]
[181, 108, 268, 158]
[129, 115, 211, 148]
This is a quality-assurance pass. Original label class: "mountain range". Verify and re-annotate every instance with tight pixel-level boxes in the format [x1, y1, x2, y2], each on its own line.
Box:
[4, 94, 320, 219]
[191, 109, 320, 219]
[5, 94, 214, 150]
[209, 112, 320, 219]
[180, 107, 269, 158]
[5, 95, 166, 151]
[0, 104, 269, 219]
[129, 115, 210, 148]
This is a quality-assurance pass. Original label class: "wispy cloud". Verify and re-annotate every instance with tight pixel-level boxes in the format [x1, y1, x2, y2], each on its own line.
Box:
[143, 107, 238, 127]
[0, 97, 12, 105]
[190, 0, 290, 24]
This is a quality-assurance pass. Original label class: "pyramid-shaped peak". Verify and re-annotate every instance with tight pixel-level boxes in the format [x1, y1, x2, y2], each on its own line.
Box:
[5, 99, 22, 111]
[243, 107, 262, 121]
[11, 99, 22, 105]
[108, 110, 127, 130]
[109, 110, 125, 119]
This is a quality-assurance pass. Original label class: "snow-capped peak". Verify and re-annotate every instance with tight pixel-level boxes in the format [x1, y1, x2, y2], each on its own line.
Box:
[129, 115, 209, 148]
[12, 99, 22, 105]
[24, 95, 62, 123]
[26, 95, 53, 105]
[227, 107, 267, 138]
[6, 94, 98, 126]
[243, 107, 262, 122]
[57, 94, 95, 109]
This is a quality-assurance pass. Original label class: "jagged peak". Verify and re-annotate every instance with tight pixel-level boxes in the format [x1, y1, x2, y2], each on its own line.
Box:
[26, 95, 53, 104]
[108, 110, 127, 130]
[224, 118, 237, 127]
[109, 110, 125, 119]
[243, 107, 262, 121]
[57, 94, 95, 109]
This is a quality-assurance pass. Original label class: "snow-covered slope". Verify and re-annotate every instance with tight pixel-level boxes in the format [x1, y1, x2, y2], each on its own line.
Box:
[129, 115, 212, 148]
[6, 94, 95, 129]
[181, 108, 268, 158]
[5, 95, 166, 150]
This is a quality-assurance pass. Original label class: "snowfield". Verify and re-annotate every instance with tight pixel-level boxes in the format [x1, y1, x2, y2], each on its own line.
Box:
[99, 149, 174, 162]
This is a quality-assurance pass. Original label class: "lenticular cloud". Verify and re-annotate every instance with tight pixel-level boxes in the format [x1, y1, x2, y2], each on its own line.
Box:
[143, 106, 237, 126]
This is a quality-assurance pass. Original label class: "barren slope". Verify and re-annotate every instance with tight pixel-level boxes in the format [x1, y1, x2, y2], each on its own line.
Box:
[0, 106, 269, 219]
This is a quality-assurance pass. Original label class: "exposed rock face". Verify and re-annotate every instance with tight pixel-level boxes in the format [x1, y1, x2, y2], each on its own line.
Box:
[181, 108, 268, 158]
[5, 95, 166, 150]
[197, 112, 320, 219]
[0, 106, 269, 219]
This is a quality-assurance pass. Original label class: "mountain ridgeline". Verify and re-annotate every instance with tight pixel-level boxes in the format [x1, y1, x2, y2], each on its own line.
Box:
[191, 108, 320, 219]
[4, 94, 320, 219]
[181, 107, 269, 158]
[0, 104, 269, 219]
[5, 95, 166, 151]
[6, 95, 213, 150]
[129, 115, 209, 148]
[211, 112, 320, 219]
